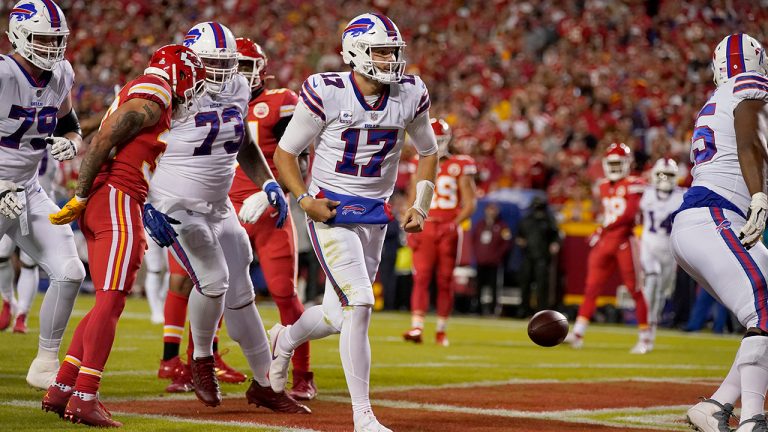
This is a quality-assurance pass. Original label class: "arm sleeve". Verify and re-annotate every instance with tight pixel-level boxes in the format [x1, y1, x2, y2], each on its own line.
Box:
[277, 101, 323, 156]
[406, 110, 438, 156]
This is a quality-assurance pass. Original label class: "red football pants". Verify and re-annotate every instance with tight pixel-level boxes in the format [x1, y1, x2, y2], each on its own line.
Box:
[59, 185, 146, 393]
[577, 235, 648, 325]
[232, 200, 309, 373]
[409, 220, 460, 318]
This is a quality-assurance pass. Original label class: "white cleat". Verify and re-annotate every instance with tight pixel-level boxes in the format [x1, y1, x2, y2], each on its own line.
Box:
[564, 332, 583, 349]
[630, 341, 651, 355]
[686, 398, 736, 432]
[268, 323, 293, 393]
[735, 414, 767, 432]
[354, 411, 393, 432]
[26, 357, 59, 389]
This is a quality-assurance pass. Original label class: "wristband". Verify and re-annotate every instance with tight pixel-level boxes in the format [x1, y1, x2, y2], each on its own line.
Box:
[296, 192, 311, 204]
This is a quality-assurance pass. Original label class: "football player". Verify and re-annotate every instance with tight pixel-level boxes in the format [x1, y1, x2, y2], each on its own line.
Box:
[639, 157, 684, 352]
[230, 37, 317, 400]
[43, 44, 206, 427]
[271, 13, 439, 431]
[1, 0, 86, 389]
[403, 118, 476, 346]
[565, 143, 651, 353]
[148, 22, 308, 413]
[672, 33, 768, 432]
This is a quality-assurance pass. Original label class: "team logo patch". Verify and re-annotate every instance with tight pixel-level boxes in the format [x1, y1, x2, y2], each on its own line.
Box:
[447, 163, 461, 176]
[10, 3, 36, 21]
[339, 110, 353, 124]
[253, 102, 269, 118]
[716, 220, 732, 232]
[183, 28, 202, 47]
[343, 18, 375, 39]
[341, 204, 366, 216]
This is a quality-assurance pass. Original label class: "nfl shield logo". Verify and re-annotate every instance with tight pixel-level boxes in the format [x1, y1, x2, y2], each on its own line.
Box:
[369, 112, 379, 121]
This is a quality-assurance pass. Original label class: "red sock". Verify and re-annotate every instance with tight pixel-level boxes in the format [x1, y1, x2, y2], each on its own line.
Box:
[74, 291, 127, 394]
[55, 310, 92, 387]
[274, 294, 309, 373]
[163, 290, 189, 344]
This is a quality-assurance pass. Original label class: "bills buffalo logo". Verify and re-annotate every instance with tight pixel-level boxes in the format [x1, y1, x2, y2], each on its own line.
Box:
[183, 28, 202, 47]
[715, 220, 731, 232]
[341, 204, 366, 216]
[10, 3, 36, 21]
[343, 18, 375, 39]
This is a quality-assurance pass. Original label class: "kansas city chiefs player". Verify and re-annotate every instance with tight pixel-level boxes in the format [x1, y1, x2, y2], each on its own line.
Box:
[403, 118, 477, 346]
[228, 38, 316, 400]
[565, 142, 651, 353]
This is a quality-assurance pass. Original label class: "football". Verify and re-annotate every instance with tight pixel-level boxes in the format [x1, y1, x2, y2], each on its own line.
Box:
[527, 310, 569, 347]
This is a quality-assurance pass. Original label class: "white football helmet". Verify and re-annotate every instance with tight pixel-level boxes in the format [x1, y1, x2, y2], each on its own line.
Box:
[712, 33, 767, 87]
[651, 158, 678, 193]
[183, 22, 238, 94]
[7, 0, 69, 71]
[341, 13, 406, 84]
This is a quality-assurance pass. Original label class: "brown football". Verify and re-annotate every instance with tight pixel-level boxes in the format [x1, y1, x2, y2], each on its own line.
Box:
[527, 310, 569, 347]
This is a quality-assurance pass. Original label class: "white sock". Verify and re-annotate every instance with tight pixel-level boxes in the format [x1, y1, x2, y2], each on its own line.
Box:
[37, 279, 80, 355]
[16, 265, 38, 315]
[145, 271, 165, 319]
[224, 302, 270, 387]
[436, 317, 447, 333]
[282, 305, 338, 352]
[340, 306, 372, 417]
[0, 258, 16, 305]
[188, 289, 224, 359]
[711, 346, 741, 405]
[573, 318, 589, 337]
[739, 337, 768, 420]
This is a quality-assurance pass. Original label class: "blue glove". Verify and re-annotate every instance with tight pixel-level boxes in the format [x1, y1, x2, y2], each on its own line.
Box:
[263, 180, 288, 228]
[142, 203, 180, 247]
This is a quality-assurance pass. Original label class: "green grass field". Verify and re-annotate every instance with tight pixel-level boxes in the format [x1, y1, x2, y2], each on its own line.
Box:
[0, 294, 739, 431]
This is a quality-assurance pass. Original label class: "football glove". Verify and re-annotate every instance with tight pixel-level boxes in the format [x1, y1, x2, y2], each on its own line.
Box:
[49, 195, 87, 225]
[238, 191, 269, 224]
[46, 136, 77, 161]
[142, 203, 180, 247]
[263, 180, 288, 228]
[0, 180, 23, 219]
[739, 192, 768, 249]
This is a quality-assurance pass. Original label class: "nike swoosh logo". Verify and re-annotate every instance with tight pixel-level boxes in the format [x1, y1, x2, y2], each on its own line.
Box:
[312, 77, 318, 88]
[271, 329, 281, 361]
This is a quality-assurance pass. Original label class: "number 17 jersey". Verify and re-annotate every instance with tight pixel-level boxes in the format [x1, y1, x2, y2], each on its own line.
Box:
[690, 72, 768, 214]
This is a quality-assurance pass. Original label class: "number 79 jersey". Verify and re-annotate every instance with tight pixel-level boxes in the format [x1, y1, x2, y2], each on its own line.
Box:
[0, 55, 74, 185]
[690, 72, 768, 214]
[299, 71, 433, 200]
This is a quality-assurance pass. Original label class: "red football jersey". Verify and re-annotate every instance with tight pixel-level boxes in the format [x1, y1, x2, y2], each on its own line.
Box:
[92, 74, 173, 202]
[229, 88, 298, 203]
[597, 175, 645, 237]
[428, 155, 477, 222]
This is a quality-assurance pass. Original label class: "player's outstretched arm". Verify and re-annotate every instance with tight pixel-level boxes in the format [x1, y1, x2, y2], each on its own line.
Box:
[49, 98, 163, 225]
[735, 99, 768, 248]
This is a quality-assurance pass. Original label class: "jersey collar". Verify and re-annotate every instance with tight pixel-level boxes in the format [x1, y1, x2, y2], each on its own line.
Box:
[7, 55, 52, 88]
[349, 73, 389, 111]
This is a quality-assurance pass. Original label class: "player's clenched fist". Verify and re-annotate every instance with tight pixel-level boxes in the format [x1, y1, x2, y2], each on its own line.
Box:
[300, 196, 339, 223]
[401, 207, 426, 233]
[49, 195, 87, 225]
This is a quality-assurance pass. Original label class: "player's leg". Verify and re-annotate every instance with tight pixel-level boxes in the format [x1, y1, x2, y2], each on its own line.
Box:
[434, 222, 460, 346]
[0, 235, 17, 330]
[672, 208, 768, 429]
[144, 240, 168, 324]
[569, 239, 616, 347]
[14, 187, 85, 389]
[618, 237, 651, 354]
[405, 222, 438, 342]
[159, 255, 194, 393]
[640, 243, 661, 348]
[13, 250, 38, 333]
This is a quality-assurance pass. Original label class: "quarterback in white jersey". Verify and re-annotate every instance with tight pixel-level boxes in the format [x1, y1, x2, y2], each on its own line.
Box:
[271, 13, 439, 432]
[147, 22, 304, 412]
[0, 0, 85, 389]
[671, 33, 768, 431]
[639, 158, 684, 350]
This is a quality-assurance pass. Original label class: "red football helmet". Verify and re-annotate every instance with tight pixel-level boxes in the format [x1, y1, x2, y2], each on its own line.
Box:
[145, 44, 206, 112]
[236, 37, 268, 91]
[431, 118, 452, 156]
[602, 142, 632, 181]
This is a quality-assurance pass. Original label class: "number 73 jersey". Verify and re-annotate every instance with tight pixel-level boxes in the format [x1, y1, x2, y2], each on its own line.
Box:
[0, 55, 74, 185]
[690, 72, 768, 214]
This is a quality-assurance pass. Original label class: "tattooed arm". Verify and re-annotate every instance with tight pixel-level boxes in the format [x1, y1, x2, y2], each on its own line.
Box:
[74, 99, 162, 198]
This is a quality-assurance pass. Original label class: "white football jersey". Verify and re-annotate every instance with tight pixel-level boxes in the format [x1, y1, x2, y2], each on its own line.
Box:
[298, 72, 433, 199]
[690, 72, 768, 213]
[0, 55, 74, 186]
[640, 186, 685, 249]
[150, 74, 250, 203]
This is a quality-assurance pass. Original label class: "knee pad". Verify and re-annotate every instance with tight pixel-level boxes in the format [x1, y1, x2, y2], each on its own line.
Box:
[19, 251, 36, 268]
[56, 256, 86, 282]
[199, 279, 228, 298]
[0, 257, 9, 264]
[738, 332, 768, 369]
[224, 283, 255, 310]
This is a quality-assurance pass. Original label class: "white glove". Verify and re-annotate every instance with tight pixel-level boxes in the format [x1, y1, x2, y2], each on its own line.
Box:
[238, 191, 269, 224]
[739, 192, 768, 249]
[46, 136, 77, 161]
[0, 180, 24, 219]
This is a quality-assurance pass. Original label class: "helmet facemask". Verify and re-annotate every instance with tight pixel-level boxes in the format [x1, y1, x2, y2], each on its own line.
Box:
[602, 157, 630, 181]
[353, 43, 405, 84]
[238, 56, 266, 91]
[654, 171, 676, 193]
[341, 13, 407, 85]
[199, 54, 237, 94]
[7, 0, 69, 72]
[16, 31, 66, 70]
